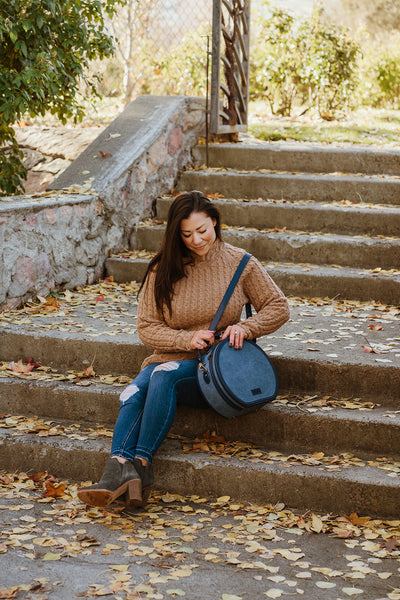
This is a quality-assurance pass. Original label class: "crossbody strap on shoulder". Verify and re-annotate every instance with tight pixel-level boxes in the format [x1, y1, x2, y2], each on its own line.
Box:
[209, 252, 252, 332]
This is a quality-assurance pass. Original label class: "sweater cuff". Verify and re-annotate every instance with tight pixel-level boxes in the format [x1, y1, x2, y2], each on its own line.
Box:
[175, 329, 195, 352]
[240, 323, 253, 340]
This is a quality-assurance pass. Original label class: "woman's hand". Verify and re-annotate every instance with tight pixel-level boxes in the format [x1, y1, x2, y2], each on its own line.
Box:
[221, 324, 247, 349]
[190, 330, 215, 350]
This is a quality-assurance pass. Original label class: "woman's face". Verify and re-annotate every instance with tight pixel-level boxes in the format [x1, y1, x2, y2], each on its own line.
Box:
[180, 211, 217, 257]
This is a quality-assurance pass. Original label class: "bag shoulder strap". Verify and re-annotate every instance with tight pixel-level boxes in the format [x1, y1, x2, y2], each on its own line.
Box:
[209, 252, 252, 332]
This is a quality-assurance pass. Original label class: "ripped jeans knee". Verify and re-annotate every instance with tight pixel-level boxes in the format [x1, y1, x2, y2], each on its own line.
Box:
[151, 361, 180, 374]
[119, 382, 140, 405]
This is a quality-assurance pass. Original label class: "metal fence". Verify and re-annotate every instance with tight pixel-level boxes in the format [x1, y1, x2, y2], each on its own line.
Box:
[94, 0, 213, 103]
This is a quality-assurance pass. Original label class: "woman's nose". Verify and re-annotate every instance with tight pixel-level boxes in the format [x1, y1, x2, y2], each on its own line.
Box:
[193, 232, 202, 244]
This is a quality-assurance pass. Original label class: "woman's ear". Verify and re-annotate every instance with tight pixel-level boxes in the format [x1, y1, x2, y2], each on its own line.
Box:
[212, 218, 217, 227]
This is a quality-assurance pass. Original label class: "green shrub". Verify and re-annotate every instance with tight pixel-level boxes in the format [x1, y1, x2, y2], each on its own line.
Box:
[299, 12, 361, 118]
[155, 26, 210, 97]
[250, 8, 304, 116]
[0, 0, 122, 195]
[250, 5, 361, 119]
[374, 55, 400, 108]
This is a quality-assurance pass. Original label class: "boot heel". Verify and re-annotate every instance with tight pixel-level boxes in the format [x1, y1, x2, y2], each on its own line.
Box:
[127, 479, 142, 506]
[142, 486, 152, 505]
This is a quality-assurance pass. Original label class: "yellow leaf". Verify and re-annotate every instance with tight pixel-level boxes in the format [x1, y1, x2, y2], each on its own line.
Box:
[316, 582, 336, 588]
[265, 590, 283, 599]
[113, 574, 132, 582]
[216, 496, 231, 504]
[311, 452, 324, 459]
[109, 564, 129, 572]
[168, 568, 192, 578]
[275, 549, 305, 561]
[311, 514, 324, 533]
[42, 552, 61, 561]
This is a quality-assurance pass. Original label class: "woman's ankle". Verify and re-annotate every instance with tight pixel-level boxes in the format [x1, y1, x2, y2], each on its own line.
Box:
[134, 456, 148, 467]
[111, 455, 128, 464]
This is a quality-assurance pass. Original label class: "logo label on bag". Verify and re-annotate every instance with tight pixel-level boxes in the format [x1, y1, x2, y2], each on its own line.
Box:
[251, 387, 262, 396]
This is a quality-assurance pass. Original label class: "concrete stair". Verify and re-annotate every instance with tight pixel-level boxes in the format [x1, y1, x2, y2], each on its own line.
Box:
[1, 141, 399, 517]
[107, 143, 400, 303]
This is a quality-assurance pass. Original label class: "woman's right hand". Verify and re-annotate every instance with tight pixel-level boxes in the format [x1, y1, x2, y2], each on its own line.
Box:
[190, 330, 215, 350]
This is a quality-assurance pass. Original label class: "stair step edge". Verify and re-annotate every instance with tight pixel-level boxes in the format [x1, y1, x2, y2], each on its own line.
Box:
[1, 429, 398, 517]
[1, 379, 399, 459]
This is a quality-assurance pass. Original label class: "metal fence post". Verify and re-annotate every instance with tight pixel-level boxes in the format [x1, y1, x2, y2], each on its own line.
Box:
[210, 0, 251, 135]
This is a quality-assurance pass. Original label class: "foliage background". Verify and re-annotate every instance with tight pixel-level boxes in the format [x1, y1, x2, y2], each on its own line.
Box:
[0, 0, 123, 195]
[92, 0, 400, 116]
[3, 0, 400, 195]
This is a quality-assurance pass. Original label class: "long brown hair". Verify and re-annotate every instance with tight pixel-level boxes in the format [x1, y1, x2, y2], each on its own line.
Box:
[139, 191, 222, 314]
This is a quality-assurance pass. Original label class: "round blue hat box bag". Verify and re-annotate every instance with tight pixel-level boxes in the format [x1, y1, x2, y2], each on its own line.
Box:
[197, 337, 278, 419]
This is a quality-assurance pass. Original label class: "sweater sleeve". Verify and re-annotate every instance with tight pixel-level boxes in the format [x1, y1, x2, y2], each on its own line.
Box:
[136, 270, 195, 352]
[237, 256, 290, 339]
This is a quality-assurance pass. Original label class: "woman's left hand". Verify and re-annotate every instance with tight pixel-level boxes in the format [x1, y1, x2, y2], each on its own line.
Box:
[221, 324, 247, 350]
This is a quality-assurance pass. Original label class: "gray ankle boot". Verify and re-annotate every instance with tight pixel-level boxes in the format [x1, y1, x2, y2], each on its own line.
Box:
[130, 458, 154, 507]
[77, 457, 141, 508]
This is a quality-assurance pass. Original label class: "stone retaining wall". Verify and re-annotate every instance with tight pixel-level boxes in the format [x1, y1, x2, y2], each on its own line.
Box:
[1, 95, 205, 309]
[0, 194, 104, 308]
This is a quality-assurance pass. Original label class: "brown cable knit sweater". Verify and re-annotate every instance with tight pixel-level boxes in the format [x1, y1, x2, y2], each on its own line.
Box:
[137, 239, 290, 369]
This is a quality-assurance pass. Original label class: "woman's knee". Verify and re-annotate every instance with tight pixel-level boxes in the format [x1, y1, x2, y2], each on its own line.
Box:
[119, 383, 140, 405]
[118, 364, 157, 406]
[152, 361, 180, 374]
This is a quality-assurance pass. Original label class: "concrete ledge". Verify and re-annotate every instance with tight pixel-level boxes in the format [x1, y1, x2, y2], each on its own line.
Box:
[51, 96, 204, 192]
[0, 377, 398, 459]
[157, 196, 400, 237]
[134, 224, 400, 270]
[0, 192, 95, 214]
[1, 430, 398, 517]
[1, 96, 205, 308]
[193, 142, 400, 175]
[178, 170, 400, 204]
[1, 316, 399, 402]
[50, 96, 205, 244]
[105, 256, 400, 304]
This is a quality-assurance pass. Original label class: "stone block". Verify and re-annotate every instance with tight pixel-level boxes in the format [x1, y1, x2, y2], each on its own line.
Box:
[36, 252, 51, 278]
[168, 127, 183, 155]
[148, 137, 168, 174]
[8, 255, 35, 297]
[181, 109, 205, 133]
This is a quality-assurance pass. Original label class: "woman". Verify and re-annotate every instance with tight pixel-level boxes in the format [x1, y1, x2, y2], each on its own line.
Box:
[78, 191, 290, 508]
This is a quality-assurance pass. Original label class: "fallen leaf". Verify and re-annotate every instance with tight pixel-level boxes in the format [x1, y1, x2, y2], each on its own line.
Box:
[43, 481, 67, 498]
[265, 590, 283, 599]
[342, 588, 364, 596]
[382, 537, 400, 552]
[275, 549, 304, 561]
[216, 496, 231, 504]
[206, 191, 224, 199]
[311, 514, 324, 533]
[109, 565, 129, 572]
[8, 359, 34, 374]
[42, 552, 61, 561]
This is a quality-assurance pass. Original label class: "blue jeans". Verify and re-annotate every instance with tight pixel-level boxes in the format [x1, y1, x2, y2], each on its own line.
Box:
[111, 358, 207, 463]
